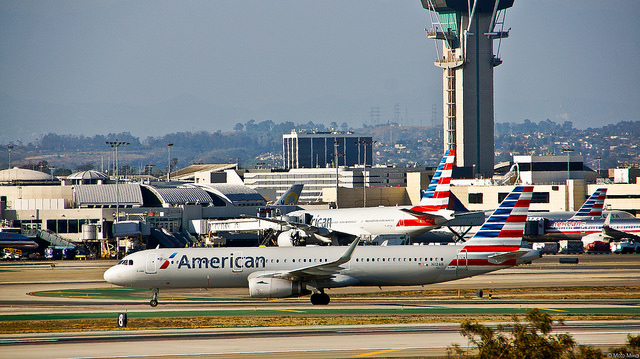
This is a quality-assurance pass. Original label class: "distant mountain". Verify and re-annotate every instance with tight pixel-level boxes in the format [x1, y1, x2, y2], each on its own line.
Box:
[2, 118, 639, 175]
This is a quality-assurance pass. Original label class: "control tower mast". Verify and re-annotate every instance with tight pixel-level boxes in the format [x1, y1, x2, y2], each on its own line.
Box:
[421, 0, 512, 178]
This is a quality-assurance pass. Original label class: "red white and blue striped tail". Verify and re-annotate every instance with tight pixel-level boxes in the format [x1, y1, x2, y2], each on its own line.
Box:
[415, 150, 454, 211]
[464, 185, 533, 248]
[569, 187, 607, 219]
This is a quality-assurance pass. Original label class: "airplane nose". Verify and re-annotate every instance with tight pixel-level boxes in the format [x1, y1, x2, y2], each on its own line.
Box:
[104, 266, 125, 286]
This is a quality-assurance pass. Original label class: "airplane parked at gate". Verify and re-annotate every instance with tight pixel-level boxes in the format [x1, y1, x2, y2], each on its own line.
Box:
[104, 185, 538, 307]
[537, 214, 640, 242]
[0, 228, 38, 251]
[250, 150, 484, 245]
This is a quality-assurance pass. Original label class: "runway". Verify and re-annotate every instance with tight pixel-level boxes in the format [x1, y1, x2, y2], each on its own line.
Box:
[2, 322, 639, 359]
[1, 255, 639, 358]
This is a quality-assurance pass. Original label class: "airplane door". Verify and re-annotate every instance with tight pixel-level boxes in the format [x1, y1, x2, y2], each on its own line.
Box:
[146, 253, 157, 274]
[456, 249, 468, 277]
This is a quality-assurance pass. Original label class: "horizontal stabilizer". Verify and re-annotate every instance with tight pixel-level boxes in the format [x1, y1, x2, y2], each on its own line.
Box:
[399, 208, 449, 225]
[487, 249, 531, 264]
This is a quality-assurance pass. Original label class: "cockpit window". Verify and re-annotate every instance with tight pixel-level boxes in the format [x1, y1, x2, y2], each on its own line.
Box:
[118, 260, 134, 265]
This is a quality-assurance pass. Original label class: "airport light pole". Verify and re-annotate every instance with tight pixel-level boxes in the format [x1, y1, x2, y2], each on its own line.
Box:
[105, 140, 130, 223]
[333, 139, 343, 209]
[167, 143, 174, 182]
[146, 164, 155, 178]
[356, 139, 377, 208]
[7, 144, 13, 169]
[562, 147, 574, 182]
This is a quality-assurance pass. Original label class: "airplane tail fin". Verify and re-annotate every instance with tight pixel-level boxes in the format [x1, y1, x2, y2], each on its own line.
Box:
[275, 184, 304, 205]
[413, 150, 454, 212]
[464, 185, 533, 248]
[569, 188, 607, 219]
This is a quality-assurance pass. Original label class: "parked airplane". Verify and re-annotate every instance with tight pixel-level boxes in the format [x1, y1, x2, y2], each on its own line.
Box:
[103, 185, 537, 307]
[528, 212, 640, 243]
[252, 150, 484, 245]
[429, 187, 615, 243]
[0, 228, 38, 251]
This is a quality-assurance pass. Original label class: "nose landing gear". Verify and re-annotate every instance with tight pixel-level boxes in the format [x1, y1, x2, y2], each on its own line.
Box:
[150, 288, 159, 307]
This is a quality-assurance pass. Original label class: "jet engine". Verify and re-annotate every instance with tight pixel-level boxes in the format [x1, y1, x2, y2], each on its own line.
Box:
[277, 229, 306, 246]
[248, 276, 311, 298]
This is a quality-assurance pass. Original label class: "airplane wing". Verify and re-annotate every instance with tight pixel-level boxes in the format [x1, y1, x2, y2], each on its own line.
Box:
[599, 214, 640, 241]
[241, 214, 321, 234]
[602, 225, 640, 241]
[253, 238, 360, 282]
[487, 249, 532, 264]
[241, 214, 367, 241]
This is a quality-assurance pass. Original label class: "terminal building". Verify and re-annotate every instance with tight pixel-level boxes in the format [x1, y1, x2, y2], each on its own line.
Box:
[1, 151, 638, 257]
[282, 130, 373, 169]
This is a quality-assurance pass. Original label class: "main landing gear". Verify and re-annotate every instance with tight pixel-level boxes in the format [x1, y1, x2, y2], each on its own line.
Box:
[310, 291, 330, 305]
[150, 288, 159, 307]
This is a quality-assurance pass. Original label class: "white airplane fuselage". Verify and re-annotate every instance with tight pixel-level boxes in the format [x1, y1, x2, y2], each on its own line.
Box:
[104, 243, 530, 290]
[286, 207, 453, 238]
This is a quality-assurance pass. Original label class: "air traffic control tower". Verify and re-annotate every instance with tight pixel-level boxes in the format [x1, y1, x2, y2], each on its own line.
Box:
[421, 0, 512, 178]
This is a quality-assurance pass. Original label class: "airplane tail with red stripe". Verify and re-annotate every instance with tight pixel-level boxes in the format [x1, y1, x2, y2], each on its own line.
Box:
[464, 185, 533, 248]
[412, 150, 454, 212]
[569, 187, 607, 219]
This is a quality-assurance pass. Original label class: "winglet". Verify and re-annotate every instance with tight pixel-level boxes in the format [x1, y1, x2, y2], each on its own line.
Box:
[335, 238, 360, 266]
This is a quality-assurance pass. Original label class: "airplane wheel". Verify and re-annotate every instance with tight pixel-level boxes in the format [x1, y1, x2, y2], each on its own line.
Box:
[310, 293, 330, 305]
[320, 293, 330, 305]
[150, 299, 158, 307]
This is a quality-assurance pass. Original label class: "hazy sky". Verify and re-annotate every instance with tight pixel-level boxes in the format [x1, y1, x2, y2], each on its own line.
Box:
[1, 0, 639, 144]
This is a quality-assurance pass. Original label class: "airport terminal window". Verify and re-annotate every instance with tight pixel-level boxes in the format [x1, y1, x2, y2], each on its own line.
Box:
[468, 193, 483, 204]
[532, 192, 549, 203]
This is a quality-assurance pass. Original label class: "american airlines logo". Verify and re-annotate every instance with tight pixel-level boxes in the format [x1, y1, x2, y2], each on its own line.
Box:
[552, 221, 583, 228]
[310, 217, 332, 228]
[174, 254, 267, 270]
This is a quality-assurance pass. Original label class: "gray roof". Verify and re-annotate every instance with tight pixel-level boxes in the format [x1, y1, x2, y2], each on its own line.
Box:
[67, 170, 109, 180]
[74, 184, 144, 206]
[0, 167, 56, 182]
[151, 187, 214, 205]
[199, 184, 266, 203]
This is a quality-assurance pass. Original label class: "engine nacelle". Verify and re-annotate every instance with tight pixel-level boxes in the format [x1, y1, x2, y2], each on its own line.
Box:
[248, 275, 311, 298]
[277, 229, 306, 246]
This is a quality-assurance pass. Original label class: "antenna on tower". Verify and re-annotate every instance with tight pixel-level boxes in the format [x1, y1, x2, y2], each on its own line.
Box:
[369, 107, 380, 126]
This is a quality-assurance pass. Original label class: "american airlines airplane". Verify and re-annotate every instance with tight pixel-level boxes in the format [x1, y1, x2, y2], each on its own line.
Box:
[0, 228, 38, 251]
[254, 150, 484, 245]
[104, 185, 538, 306]
[429, 187, 613, 243]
